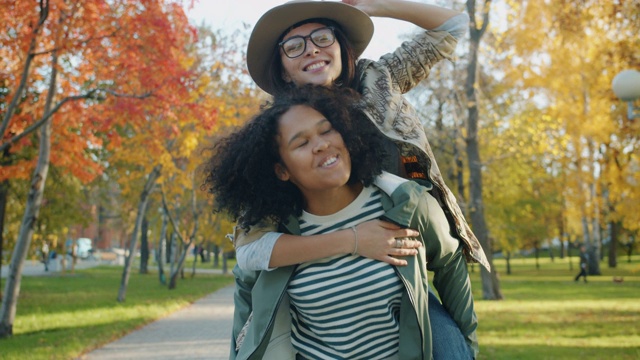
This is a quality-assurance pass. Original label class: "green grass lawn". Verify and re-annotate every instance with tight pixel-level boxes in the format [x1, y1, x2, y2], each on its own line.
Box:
[0, 265, 235, 360]
[472, 255, 640, 360]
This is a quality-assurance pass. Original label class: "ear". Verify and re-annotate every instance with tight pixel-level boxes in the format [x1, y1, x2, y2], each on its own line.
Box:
[274, 163, 290, 181]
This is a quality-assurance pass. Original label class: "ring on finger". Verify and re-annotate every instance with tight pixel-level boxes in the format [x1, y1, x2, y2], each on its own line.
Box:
[395, 239, 403, 248]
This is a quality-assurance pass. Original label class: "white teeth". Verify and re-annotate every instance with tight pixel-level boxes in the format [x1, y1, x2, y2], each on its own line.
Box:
[321, 156, 337, 167]
[306, 62, 326, 71]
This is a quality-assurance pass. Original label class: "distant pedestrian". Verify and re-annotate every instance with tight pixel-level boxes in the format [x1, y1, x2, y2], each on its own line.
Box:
[574, 246, 588, 283]
[198, 246, 206, 262]
[41, 242, 50, 271]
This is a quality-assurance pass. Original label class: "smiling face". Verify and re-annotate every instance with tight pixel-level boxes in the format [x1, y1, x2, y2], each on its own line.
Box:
[280, 22, 343, 88]
[274, 104, 352, 204]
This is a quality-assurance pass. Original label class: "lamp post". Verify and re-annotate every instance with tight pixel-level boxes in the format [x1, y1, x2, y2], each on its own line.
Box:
[612, 69, 640, 120]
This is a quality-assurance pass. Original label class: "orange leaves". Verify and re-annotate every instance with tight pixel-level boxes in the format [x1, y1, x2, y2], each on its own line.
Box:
[202, 108, 218, 131]
[0, 160, 37, 182]
[0, 0, 205, 185]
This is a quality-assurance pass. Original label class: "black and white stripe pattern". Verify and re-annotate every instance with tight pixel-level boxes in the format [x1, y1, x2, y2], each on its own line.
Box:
[289, 186, 403, 359]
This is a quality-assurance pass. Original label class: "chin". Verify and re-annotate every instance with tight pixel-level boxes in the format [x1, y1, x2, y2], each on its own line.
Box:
[305, 77, 333, 88]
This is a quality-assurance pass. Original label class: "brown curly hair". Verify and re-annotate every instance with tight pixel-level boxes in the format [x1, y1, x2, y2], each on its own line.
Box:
[201, 85, 388, 227]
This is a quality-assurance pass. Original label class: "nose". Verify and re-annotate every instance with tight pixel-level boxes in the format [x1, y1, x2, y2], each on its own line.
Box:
[304, 38, 320, 56]
[312, 138, 329, 153]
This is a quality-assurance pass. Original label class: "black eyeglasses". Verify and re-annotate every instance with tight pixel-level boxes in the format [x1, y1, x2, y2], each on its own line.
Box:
[279, 27, 336, 59]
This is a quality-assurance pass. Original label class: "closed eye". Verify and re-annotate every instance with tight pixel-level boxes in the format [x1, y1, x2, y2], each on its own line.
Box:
[294, 139, 308, 149]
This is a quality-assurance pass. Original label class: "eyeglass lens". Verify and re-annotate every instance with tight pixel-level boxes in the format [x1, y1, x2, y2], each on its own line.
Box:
[281, 27, 335, 58]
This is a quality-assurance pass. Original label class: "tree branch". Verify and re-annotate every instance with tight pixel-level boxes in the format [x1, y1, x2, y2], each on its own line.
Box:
[0, 0, 50, 138]
[103, 89, 152, 99]
[161, 184, 201, 247]
[0, 89, 151, 153]
[161, 184, 186, 245]
[479, 0, 492, 37]
[466, 0, 492, 38]
[31, 29, 121, 57]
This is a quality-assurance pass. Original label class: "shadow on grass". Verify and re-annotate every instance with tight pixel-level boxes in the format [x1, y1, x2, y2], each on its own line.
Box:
[479, 343, 640, 360]
[3, 318, 148, 359]
[471, 256, 640, 359]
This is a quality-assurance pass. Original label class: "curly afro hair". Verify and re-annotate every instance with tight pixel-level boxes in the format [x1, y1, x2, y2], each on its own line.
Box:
[201, 85, 389, 227]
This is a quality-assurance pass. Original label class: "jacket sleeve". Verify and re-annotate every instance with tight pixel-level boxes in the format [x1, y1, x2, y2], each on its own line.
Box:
[377, 26, 459, 94]
[419, 191, 479, 358]
[430, 245, 478, 358]
[230, 264, 260, 359]
[233, 217, 279, 248]
[236, 232, 281, 271]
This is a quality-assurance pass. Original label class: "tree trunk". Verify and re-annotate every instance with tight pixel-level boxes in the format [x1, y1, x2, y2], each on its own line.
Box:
[117, 165, 161, 302]
[465, 0, 503, 300]
[97, 205, 106, 249]
[168, 241, 193, 289]
[191, 244, 198, 278]
[453, 126, 465, 202]
[169, 232, 177, 276]
[0, 47, 58, 337]
[581, 215, 601, 276]
[591, 187, 604, 267]
[71, 244, 77, 274]
[607, 221, 617, 268]
[222, 252, 229, 275]
[586, 246, 600, 275]
[156, 210, 168, 284]
[604, 186, 617, 268]
[505, 251, 511, 275]
[0, 178, 8, 296]
[534, 243, 540, 270]
[213, 245, 220, 268]
[558, 215, 566, 259]
[454, 126, 472, 276]
[163, 187, 200, 290]
[581, 215, 590, 246]
[205, 243, 212, 262]
[169, 234, 198, 289]
[139, 216, 149, 274]
[568, 236, 574, 271]
[166, 231, 173, 264]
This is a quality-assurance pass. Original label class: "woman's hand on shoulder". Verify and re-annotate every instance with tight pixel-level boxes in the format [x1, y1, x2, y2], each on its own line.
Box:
[354, 219, 421, 266]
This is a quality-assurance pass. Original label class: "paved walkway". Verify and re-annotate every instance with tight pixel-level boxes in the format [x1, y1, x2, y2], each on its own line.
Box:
[81, 285, 235, 360]
[1, 258, 105, 278]
[2, 258, 236, 359]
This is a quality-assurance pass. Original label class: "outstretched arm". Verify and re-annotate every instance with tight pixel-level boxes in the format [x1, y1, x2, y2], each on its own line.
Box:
[236, 219, 421, 271]
[343, 0, 462, 30]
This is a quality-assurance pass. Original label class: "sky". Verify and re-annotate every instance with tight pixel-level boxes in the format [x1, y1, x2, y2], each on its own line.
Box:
[183, 0, 427, 60]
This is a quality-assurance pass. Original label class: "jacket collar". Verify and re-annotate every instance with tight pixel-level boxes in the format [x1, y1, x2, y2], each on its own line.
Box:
[280, 172, 419, 234]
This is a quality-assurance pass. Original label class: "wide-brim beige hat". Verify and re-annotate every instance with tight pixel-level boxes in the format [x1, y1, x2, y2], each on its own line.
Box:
[247, 0, 374, 95]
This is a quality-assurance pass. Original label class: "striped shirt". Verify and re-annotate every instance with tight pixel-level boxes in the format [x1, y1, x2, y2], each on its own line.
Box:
[289, 186, 403, 359]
